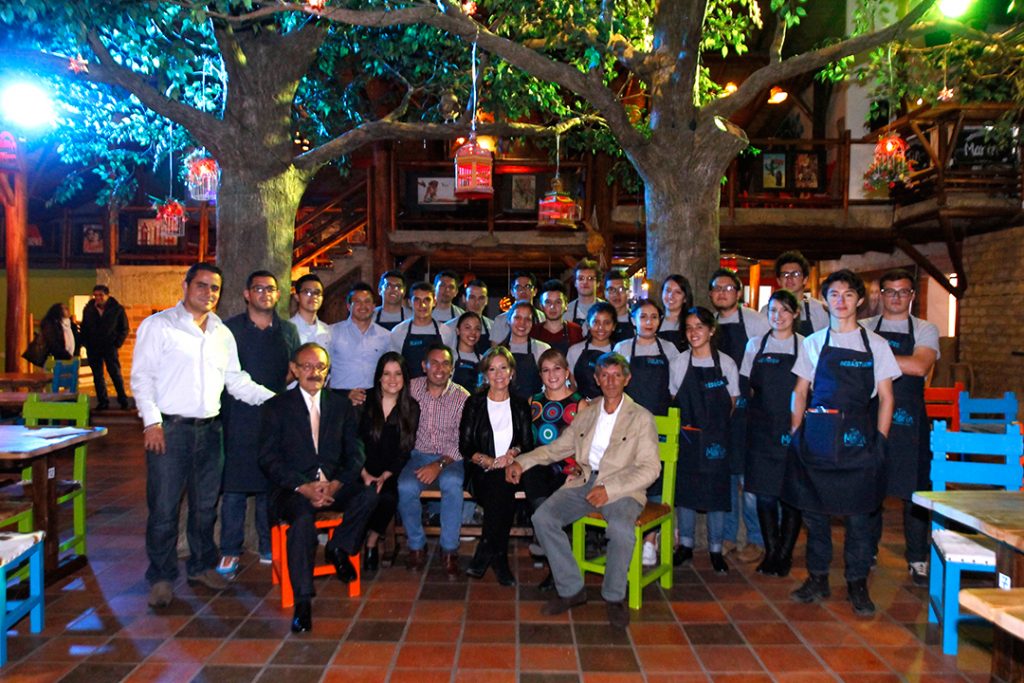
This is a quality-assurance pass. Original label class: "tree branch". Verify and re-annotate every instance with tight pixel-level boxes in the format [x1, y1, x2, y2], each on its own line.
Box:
[769, 13, 787, 65]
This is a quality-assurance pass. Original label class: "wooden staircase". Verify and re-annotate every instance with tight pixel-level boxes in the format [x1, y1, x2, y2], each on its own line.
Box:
[292, 177, 368, 270]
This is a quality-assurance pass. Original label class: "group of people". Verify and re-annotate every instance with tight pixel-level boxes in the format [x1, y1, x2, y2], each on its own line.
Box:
[132, 251, 939, 633]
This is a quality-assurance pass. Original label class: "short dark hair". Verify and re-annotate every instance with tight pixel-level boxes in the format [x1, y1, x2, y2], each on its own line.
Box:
[379, 270, 406, 289]
[630, 299, 663, 319]
[575, 258, 601, 279]
[346, 281, 376, 304]
[408, 281, 433, 299]
[510, 271, 537, 289]
[93, 284, 110, 295]
[595, 351, 631, 377]
[291, 341, 329, 364]
[424, 342, 453, 363]
[294, 273, 323, 292]
[709, 268, 741, 291]
[433, 270, 459, 286]
[604, 269, 627, 286]
[821, 269, 866, 300]
[185, 262, 222, 285]
[767, 289, 799, 314]
[775, 251, 811, 278]
[465, 279, 488, 293]
[588, 301, 617, 323]
[539, 279, 568, 299]
[246, 270, 277, 289]
[509, 300, 537, 321]
[879, 268, 915, 290]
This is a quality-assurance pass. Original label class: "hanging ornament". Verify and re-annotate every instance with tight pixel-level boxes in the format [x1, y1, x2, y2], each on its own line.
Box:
[185, 151, 219, 202]
[68, 55, 89, 74]
[306, 0, 327, 10]
[453, 34, 493, 200]
[863, 133, 914, 194]
[153, 198, 187, 237]
[537, 134, 580, 229]
[936, 48, 955, 102]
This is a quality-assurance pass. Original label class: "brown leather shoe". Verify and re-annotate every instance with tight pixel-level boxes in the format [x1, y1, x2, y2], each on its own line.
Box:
[406, 548, 426, 571]
[442, 551, 460, 578]
[541, 588, 587, 616]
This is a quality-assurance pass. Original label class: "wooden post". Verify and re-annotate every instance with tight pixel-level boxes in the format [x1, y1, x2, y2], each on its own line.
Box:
[371, 142, 393, 276]
[105, 205, 118, 268]
[198, 202, 209, 263]
[1, 136, 29, 372]
[748, 262, 761, 310]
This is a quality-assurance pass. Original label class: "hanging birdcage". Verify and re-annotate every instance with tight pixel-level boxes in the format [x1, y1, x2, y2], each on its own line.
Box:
[185, 153, 219, 202]
[453, 136, 494, 199]
[537, 177, 580, 229]
[155, 199, 186, 238]
[863, 133, 914, 193]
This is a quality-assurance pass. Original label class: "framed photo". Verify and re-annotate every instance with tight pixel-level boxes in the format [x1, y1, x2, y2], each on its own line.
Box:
[793, 151, 824, 191]
[82, 224, 104, 254]
[762, 153, 787, 190]
[415, 176, 465, 206]
[510, 175, 536, 211]
[137, 218, 179, 246]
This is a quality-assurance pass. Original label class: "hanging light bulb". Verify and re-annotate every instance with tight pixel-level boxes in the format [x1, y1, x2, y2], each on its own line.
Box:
[767, 87, 788, 104]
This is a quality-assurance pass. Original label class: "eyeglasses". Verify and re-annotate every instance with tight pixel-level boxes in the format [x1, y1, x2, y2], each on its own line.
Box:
[298, 289, 323, 298]
[383, 283, 404, 291]
[881, 288, 914, 299]
[250, 285, 278, 295]
[779, 270, 804, 279]
[605, 286, 627, 294]
[295, 362, 328, 372]
[576, 276, 597, 283]
[513, 283, 536, 291]
[711, 285, 738, 293]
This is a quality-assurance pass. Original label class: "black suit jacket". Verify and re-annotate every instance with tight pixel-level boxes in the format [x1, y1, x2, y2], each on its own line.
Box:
[258, 387, 365, 493]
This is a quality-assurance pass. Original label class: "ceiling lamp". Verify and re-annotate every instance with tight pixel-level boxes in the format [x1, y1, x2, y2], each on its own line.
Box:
[767, 87, 788, 104]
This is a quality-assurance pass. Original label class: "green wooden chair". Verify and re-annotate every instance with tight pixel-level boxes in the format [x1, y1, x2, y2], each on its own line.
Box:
[20, 393, 89, 557]
[571, 407, 680, 610]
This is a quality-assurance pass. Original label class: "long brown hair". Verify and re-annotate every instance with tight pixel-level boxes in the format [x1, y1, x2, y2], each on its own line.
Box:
[364, 352, 418, 453]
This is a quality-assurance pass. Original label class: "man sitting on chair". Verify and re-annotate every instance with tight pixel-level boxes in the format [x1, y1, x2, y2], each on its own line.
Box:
[506, 352, 660, 629]
[258, 342, 376, 633]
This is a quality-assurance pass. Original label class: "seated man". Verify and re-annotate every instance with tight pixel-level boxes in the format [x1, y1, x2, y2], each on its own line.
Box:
[506, 352, 660, 629]
[258, 343, 376, 633]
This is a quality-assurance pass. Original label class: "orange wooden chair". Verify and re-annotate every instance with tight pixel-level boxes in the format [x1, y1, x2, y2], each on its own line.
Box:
[925, 382, 964, 432]
[270, 511, 361, 608]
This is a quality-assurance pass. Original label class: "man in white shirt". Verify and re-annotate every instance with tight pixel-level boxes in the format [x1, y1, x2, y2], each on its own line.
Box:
[132, 263, 275, 609]
[328, 282, 391, 392]
[507, 353, 660, 629]
[290, 273, 331, 346]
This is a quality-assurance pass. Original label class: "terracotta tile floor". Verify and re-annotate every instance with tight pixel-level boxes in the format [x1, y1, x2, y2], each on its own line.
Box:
[1, 421, 999, 682]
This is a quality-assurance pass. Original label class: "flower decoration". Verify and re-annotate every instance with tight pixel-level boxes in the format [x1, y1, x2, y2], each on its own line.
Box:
[863, 133, 915, 194]
[68, 55, 89, 74]
[153, 198, 187, 237]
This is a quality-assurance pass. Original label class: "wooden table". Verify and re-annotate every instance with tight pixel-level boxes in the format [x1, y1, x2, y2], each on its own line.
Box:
[0, 373, 53, 393]
[0, 425, 106, 582]
[913, 490, 1024, 681]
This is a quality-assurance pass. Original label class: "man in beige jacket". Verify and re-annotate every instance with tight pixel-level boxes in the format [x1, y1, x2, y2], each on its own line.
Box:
[507, 352, 660, 628]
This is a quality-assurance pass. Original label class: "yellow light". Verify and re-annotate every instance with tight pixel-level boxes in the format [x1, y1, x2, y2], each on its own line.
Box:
[916, 98, 924, 106]
[476, 135, 497, 152]
[724, 82, 738, 94]
[938, 0, 970, 17]
[767, 87, 788, 104]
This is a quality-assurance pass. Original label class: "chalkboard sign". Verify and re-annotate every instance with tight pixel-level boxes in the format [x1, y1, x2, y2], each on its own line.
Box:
[952, 126, 1017, 167]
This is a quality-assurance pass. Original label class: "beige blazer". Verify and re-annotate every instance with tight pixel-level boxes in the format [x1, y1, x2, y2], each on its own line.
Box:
[518, 395, 661, 506]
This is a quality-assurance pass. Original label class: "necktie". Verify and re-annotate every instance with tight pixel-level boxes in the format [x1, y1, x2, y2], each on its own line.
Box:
[310, 397, 320, 454]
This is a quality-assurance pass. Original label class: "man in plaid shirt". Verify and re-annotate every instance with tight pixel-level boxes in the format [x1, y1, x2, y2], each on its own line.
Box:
[396, 343, 470, 576]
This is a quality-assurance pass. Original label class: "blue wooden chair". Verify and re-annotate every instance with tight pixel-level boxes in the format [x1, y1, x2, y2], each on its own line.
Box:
[0, 530, 45, 666]
[50, 359, 80, 394]
[927, 421, 1024, 655]
[959, 391, 1018, 427]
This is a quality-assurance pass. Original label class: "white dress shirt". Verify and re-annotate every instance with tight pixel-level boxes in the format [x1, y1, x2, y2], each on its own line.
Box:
[327, 318, 392, 389]
[131, 302, 274, 427]
[588, 398, 624, 471]
[290, 313, 331, 346]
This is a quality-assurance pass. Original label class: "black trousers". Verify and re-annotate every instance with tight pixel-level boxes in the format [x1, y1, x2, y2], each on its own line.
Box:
[470, 467, 518, 549]
[366, 476, 399, 538]
[273, 482, 377, 601]
[88, 347, 127, 405]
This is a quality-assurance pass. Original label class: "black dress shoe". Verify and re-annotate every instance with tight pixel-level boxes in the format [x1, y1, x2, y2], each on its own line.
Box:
[541, 588, 587, 616]
[325, 546, 358, 583]
[364, 546, 380, 572]
[491, 554, 516, 587]
[291, 600, 312, 633]
[537, 571, 555, 592]
[606, 599, 630, 629]
[709, 552, 729, 574]
[673, 545, 693, 567]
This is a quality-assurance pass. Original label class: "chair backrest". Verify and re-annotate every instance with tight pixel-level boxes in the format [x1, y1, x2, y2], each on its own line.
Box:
[653, 407, 680, 508]
[51, 359, 80, 394]
[959, 391, 1018, 426]
[930, 420, 1023, 492]
[22, 393, 90, 428]
[925, 382, 964, 431]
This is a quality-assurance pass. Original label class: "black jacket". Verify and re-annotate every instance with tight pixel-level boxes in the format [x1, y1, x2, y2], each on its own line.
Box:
[80, 297, 129, 352]
[459, 391, 535, 461]
[40, 318, 80, 360]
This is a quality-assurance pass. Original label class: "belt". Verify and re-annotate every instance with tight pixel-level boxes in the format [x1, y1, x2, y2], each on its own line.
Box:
[161, 413, 220, 426]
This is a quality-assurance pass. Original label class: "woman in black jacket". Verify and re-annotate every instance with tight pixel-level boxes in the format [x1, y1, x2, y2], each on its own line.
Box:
[40, 303, 79, 361]
[359, 352, 420, 571]
[459, 346, 534, 586]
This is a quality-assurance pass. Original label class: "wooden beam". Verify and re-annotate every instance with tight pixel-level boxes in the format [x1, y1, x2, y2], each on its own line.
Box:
[398, 254, 422, 273]
[894, 236, 963, 298]
[0, 172, 13, 206]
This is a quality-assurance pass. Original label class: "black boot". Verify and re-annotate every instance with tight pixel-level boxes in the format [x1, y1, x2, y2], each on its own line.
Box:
[791, 573, 830, 603]
[466, 539, 493, 579]
[774, 504, 802, 578]
[755, 503, 780, 576]
[491, 552, 516, 587]
[847, 578, 876, 616]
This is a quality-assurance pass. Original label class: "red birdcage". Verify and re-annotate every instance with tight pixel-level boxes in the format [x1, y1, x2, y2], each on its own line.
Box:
[155, 199, 186, 238]
[185, 154, 219, 202]
[453, 137, 493, 200]
[537, 178, 580, 229]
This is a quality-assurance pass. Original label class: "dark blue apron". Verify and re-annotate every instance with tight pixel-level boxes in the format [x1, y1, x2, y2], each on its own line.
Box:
[783, 327, 887, 515]
[509, 339, 543, 399]
[572, 341, 607, 400]
[874, 317, 928, 499]
[610, 315, 635, 345]
[625, 338, 672, 416]
[401, 319, 442, 379]
[375, 307, 406, 332]
[797, 301, 815, 337]
[656, 319, 688, 352]
[744, 333, 798, 497]
[717, 307, 749, 475]
[475, 317, 492, 355]
[540, 325, 574, 355]
[452, 349, 481, 392]
[568, 300, 590, 327]
[674, 351, 732, 512]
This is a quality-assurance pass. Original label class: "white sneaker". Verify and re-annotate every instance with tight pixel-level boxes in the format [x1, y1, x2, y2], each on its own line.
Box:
[642, 540, 658, 567]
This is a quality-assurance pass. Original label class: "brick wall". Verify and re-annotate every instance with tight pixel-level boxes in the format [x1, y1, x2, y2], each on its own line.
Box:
[959, 224, 1024, 420]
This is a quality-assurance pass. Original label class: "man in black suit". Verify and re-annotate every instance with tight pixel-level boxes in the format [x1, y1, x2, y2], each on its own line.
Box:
[258, 342, 376, 633]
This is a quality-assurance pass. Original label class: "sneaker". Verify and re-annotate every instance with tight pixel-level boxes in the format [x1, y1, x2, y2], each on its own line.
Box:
[908, 561, 928, 587]
[642, 540, 658, 567]
[259, 552, 273, 565]
[847, 579, 876, 616]
[217, 555, 239, 576]
[188, 568, 230, 590]
[791, 574, 830, 603]
[148, 581, 173, 608]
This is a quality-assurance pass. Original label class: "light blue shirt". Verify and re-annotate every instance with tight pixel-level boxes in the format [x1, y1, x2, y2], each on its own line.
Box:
[327, 318, 391, 390]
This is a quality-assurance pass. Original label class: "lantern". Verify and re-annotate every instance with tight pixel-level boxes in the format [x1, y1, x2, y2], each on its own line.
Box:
[863, 133, 914, 193]
[537, 177, 580, 229]
[185, 153, 219, 201]
[155, 199, 186, 238]
[453, 136, 494, 199]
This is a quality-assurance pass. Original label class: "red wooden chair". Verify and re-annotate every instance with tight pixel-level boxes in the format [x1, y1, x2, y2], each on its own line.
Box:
[925, 382, 964, 432]
[270, 511, 361, 608]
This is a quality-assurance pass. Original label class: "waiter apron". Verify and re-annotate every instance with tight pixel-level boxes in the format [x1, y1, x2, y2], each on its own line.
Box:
[452, 349, 481, 391]
[674, 351, 732, 512]
[656, 319, 687, 352]
[875, 317, 928, 499]
[573, 341, 606, 400]
[744, 334, 798, 497]
[402, 320, 443, 379]
[375, 308, 406, 332]
[717, 307, 749, 475]
[610, 317, 635, 345]
[783, 327, 886, 515]
[626, 338, 673, 497]
[796, 301, 815, 337]
[509, 339, 543, 399]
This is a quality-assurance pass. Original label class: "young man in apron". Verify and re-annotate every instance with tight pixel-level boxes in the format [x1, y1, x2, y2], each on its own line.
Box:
[861, 269, 939, 586]
[760, 251, 828, 336]
[784, 269, 901, 616]
[533, 280, 584, 355]
[374, 270, 413, 331]
[390, 281, 456, 379]
[565, 258, 605, 328]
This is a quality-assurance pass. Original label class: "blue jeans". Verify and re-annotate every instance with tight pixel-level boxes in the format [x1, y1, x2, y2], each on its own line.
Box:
[397, 450, 465, 553]
[145, 420, 223, 583]
[677, 508, 726, 552]
[723, 473, 763, 546]
[220, 492, 271, 557]
[804, 510, 877, 581]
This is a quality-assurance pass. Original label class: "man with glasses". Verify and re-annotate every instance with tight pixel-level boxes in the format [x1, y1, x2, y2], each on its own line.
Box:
[328, 282, 391, 394]
[491, 271, 546, 344]
[218, 271, 301, 578]
[861, 269, 939, 586]
[761, 251, 828, 335]
[432, 270, 465, 323]
[133, 263, 276, 608]
[709, 268, 770, 564]
[258, 343, 376, 633]
[290, 273, 331, 346]
[374, 270, 413, 331]
[604, 269, 635, 344]
[565, 258, 604, 327]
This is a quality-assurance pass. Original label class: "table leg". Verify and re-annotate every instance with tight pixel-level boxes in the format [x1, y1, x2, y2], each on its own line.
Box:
[992, 546, 1024, 682]
[29, 457, 56, 572]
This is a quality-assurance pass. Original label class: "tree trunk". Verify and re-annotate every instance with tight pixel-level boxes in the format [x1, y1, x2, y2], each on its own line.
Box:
[215, 165, 310, 318]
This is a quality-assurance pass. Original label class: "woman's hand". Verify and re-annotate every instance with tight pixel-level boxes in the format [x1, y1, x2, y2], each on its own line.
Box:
[492, 448, 518, 469]
[375, 471, 393, 493]
[471, 452, 496, 469]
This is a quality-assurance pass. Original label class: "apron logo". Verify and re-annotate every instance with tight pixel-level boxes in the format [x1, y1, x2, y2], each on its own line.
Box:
[892, 408, 914, 426]
[704, 379, 725, 390]
[735, 397, 748, 408]
[646, 358, 666, 366]
[705, 443, 727, 460]
[839, 359, 873, 368]
[887, 339, 901, 349]
[780, 433, 792, 446]
[758, 357, 781, 364]
[843, 428, 867, 448]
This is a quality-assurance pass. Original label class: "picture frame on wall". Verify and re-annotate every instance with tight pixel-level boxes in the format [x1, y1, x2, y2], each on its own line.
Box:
[510, 175, 536, 211]
[82, 224, 104, 254]
[762, 152, 787, 190]
[793, 151, 825, 192]
[415, 176, 465, 206]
